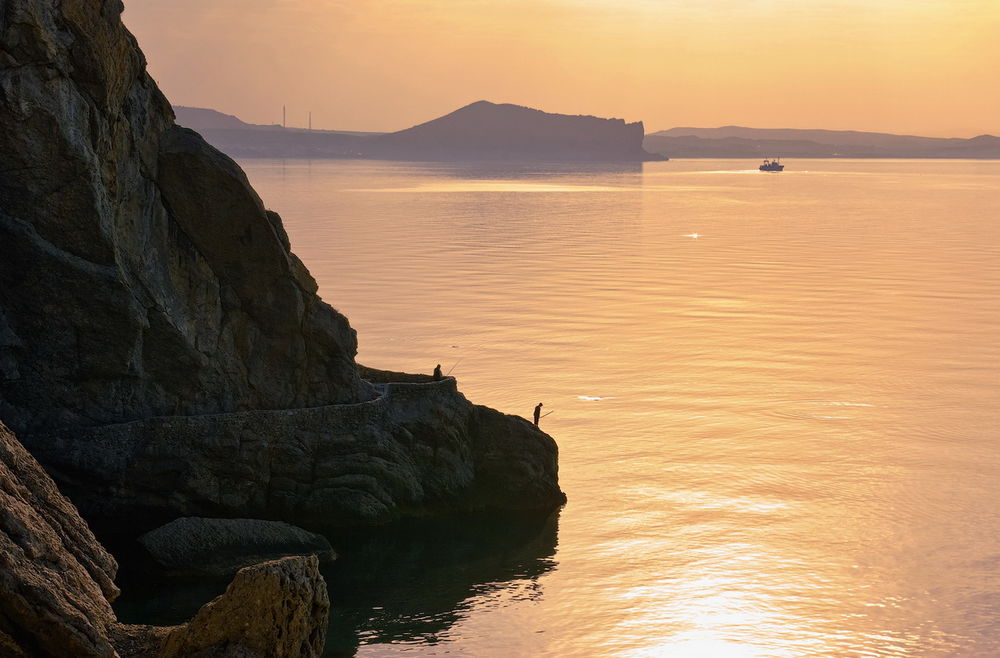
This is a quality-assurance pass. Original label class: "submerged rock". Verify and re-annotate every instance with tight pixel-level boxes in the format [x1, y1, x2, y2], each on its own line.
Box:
[139, 517, 335, 575]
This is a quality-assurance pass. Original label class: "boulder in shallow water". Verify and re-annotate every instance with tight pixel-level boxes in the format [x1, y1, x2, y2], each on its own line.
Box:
[158, 555, 329, 658]
[139, 517, 335, 575]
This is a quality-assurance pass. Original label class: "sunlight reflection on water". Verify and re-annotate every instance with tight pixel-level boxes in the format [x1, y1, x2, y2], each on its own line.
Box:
[237, 158, 1000, 657]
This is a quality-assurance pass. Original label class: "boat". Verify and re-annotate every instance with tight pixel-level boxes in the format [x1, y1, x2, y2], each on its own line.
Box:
[759, 158, 784, 172]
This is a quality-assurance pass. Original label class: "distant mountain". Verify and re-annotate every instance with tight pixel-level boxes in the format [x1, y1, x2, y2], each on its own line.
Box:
[644, 126, 1000, 159]
[172, 102, 664, 162]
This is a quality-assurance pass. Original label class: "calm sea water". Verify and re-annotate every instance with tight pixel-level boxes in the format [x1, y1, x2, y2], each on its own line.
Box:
[120, 159, 1000, 657]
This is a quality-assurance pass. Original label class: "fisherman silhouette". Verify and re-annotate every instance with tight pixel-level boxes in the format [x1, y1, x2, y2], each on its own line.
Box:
[533, 402, 543, 426]
[433, 364, 442, 381]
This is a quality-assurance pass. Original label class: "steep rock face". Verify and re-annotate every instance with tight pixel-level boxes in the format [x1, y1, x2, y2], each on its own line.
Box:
[158, 555, 329, 658]
[27, 378, 565, 527]
[0, 0, 365, 435]
[0, 422, 119, 657]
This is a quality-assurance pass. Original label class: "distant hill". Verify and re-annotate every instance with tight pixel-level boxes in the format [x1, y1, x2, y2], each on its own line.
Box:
[363, 101, 663, 161]
[644, 126, 1000, 159]
[172, 102, 664, 162]
[171, 106, 381, 158]
[173, 106, 275, 131]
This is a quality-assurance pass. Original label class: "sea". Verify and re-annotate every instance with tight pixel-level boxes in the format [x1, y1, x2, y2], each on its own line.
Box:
[116, 158, 1000, 657]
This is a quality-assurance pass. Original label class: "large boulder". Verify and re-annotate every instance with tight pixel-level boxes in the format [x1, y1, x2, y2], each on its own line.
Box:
[139, 517, 335, 575]
[158, 556, 329, 658]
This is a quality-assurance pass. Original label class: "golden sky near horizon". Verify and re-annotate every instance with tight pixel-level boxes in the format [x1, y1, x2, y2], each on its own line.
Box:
[123, 0, 1000, 136]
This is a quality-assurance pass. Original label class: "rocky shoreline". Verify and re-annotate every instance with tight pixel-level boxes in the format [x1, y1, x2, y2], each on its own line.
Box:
[23, 374, 563, 530]
[0, 0, 565, 655]
[1, 421, 331, 657]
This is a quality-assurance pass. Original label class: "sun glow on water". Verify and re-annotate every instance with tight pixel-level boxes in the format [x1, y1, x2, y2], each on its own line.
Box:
[228, 158, 1000, 657]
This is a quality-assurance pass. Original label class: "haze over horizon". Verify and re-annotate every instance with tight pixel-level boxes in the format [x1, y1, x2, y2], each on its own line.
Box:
[123, 0, 999, 138]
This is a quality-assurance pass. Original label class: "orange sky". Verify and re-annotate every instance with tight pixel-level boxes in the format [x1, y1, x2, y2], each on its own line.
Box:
[123, 0, 1000, 137]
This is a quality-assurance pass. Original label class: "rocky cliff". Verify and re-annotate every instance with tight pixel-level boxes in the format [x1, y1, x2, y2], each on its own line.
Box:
[1, 1, 563, 653]
[0, 421, 329, 657]
[0, 0, 563, 525]
[26, 376, 562, 528]
[0, 0, 363, 432]
[0, 0, 364, 434]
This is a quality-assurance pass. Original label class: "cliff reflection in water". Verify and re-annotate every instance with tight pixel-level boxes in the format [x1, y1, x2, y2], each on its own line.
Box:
[324, 512, 560, 656]
[112, 512, 559, 657]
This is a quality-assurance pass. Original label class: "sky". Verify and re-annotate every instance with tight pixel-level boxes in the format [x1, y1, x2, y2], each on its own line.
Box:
[122, 0, 1000, 137]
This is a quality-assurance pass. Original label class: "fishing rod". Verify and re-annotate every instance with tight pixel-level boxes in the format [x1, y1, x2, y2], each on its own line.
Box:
[540, 410, 555, 419]
[445, 358, 463, 376]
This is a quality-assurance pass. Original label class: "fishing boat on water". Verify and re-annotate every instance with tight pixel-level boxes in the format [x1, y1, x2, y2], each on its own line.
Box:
[759, 158, 784, 172]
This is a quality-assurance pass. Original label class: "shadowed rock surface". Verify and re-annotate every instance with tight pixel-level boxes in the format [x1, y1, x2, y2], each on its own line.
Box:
[27, 377, 563, 528]
[0, 422, 120, 657]
[0, 0, 365, 436]
[0, 0, 563, 529]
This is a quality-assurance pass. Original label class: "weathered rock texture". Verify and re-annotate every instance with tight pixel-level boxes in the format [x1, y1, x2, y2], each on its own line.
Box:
[0, 0, 564, 526]
[140, 517, 335, 575]
[0, 0, 365, 435]
[158, 555, 329, 658]
[0, 422, 120, 657]
[0, 422, 330, 658]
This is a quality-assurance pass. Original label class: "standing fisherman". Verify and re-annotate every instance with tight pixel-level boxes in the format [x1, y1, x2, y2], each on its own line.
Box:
[533, 402, 543, 426]
[433, 364, 443, 381]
